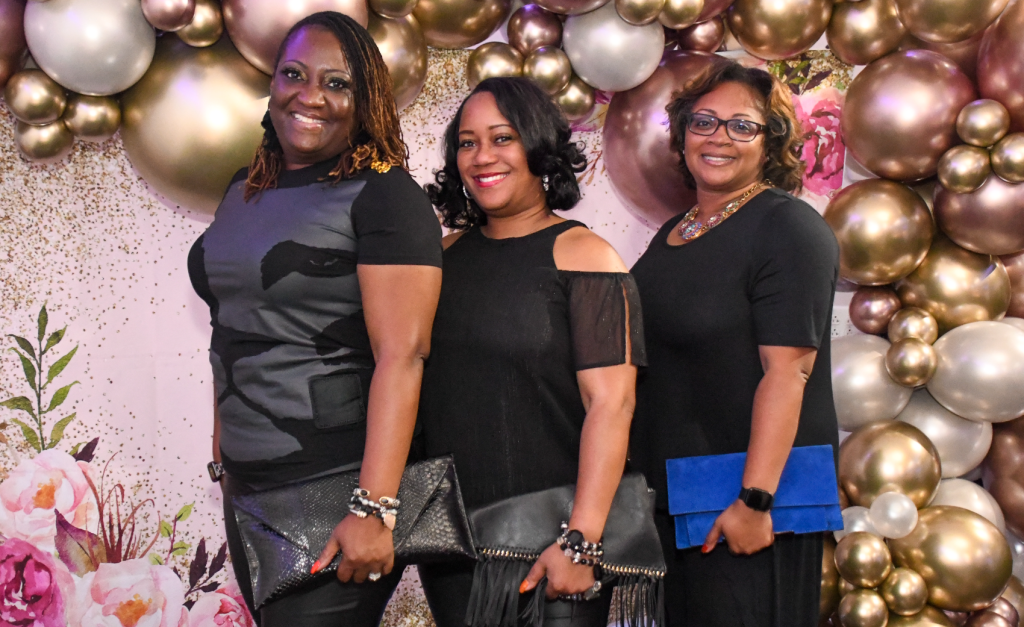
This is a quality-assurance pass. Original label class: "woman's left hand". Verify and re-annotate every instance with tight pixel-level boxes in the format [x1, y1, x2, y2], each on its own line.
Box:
[520, 543, 596, 599]
[702, 500, 774, 555]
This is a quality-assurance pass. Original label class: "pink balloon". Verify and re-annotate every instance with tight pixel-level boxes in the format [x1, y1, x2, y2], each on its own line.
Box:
[978, 0, 1024, 132]
[935, 173, 1024, 256]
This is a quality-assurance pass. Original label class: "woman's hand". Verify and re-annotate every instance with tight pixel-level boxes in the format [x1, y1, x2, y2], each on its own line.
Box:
[314, 514, 395, 583]
[520, 543, 596, 599]
[702, 500, 774, 555]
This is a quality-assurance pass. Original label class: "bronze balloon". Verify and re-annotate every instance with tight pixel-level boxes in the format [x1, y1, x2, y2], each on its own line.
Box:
[838, 420, 941, 508]
[14, 120, 73, 163]
[957, 100, 1011, 147]
[888, 307, 940, 344]
[895, 235, 1010, 333]
[0, 0, 27, 90]
[616, 0, 665, 24]
[851, 286, 904, 335]
[935, 173, 1024, 256]
[982, 418, 1024, 539]
[466, 42, 523, 90]
[120, 35, 269, 214]
[823, 178, 935, 286]
[3, 69, 67, 125]
[554, 74, 596, 121]
[842, 50, 976, 182]
[966, 614, 1016, 627]
[507, 4, 563, 55]
[882, 568, 930, 616]
[887, 606, 958, 627]
[141, 0, 196, 31]
[838, 589, 890, 627]
[886, 337, 938, 387]
[937, 145, 991, 194]
[984, 599, 1022, 626]
[894, 0, 1008, 44]
[658, 0, 702, 29]
[725, 0, 832, 60]
[836, 532, 894, 588]
[1002, 251, 1024, 319]
[366, 13, 427, 111]
[177, 0, 223, 47]
[992, 134, 1024, 184]
[889, 506, 1013, 612]
[370, 0, 418, 18]
[675, 15, 725, 51]
[999, 576, 1024, 627]
[827, 0, 906, 67]
[414, 0, 512, 48]
[62, 94, 121, 142]
[523, 46, 571, 95]
[696, 0, 732, 21]
[978, 0, 1024, 133]
[822, 535, 841, 622]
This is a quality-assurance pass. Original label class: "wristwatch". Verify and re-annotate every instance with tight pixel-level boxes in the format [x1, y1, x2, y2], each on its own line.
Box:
[207, 461, 225, 483]
[738, 486, 774, 512]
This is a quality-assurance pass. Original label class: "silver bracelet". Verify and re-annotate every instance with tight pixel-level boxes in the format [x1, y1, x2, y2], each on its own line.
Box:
[348, 488, 400, 530]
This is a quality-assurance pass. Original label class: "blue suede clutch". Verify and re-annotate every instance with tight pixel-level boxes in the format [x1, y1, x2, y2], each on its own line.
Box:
[666, 444, 843, 549]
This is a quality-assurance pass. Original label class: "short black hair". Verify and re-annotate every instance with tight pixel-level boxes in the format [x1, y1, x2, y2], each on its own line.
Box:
[425, 77, 587, 229]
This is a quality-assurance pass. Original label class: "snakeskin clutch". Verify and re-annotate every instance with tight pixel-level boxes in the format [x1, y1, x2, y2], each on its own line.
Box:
[232, 455, 476, 609]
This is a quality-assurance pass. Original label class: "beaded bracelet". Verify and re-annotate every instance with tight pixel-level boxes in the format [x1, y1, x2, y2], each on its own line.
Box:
[348, 488, 400, 530]
[557, 521, 604, 566]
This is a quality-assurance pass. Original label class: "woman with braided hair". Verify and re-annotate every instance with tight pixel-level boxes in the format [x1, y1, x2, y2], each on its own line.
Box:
[187, 11, 442, 626]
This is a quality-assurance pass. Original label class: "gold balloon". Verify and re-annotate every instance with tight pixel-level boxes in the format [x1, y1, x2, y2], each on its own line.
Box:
[141, 0, 196, 31]
[881, 568, 930, 616]
[889, 506, 1013, 611]
[616, 0, 665, 24]
[554, 73, 595, 121]
[937, 145, 991, 194]
[3, 69, 66, 125]
[894, 0, 1008, 44]
[992, 134, 1024, 184]
[367, 13, 427, 111]
[839, 589, 890, 627]
[999, 576, 1024, 627]
[840, 577, 862, 597]
[851, 286, 904, 335]
[725, 0, 833, 60]
[676, 15, 726, 51]
[14, 120, 73, 163]
[827, 0, 906, 66]
[507, 5, 563, 55]
[888, 307, 940, 344]
[839, 421, 941, 508]
[896, 235, 1010, 333]
[658, 0, 702, 28]
[957, 100, 1011, 147]
[177, 0, 223, 47]
[466, 42, 523, 90]
[836, 532, 894, 588]
[823, 535, 841, 622]
[523, 45, 571, 95]
[370, 0, 418, 18]
[535, 0, 610, 16]
[886, 337, 938, 387]
[120, 35, 269, 214]
[414, 0, 512, 49]
[62, 94, 120, 142]
[824, 179, 935, 286]
[887, 606, 957, 627]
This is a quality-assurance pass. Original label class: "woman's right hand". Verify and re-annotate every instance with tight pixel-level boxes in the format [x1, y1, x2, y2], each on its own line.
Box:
[314, 514, 395, 583]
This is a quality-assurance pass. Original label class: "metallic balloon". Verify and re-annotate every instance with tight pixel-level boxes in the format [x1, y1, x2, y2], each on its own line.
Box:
[120, 35, 270, 214]
[896, 236, 1010, 333]
[507, 5, 563, 55]
[851, 286, 904, 335]
[978, 0, 1024, 133]
[466, 43, 523, 90]
[839, 577, 861, 597]
[1003, 317, 1024, 335]
[833, 335, 915, 431]
[888, 606, 958, 627]
[931, 479, 1006, 531]
[725, 0, 833, 60]
[897, 389, 993, 479]
[62, 94, 121, 142]
[823, 535, 842, 621]
[370, 0, 418, 18]
[837, 532, 894, 588]
[984, 417, 1024, 539]
[837, 505, 882, 542]
[957, 100, 1011, 148]
[142, 0, 196, 31]
[839, 420, 942, 508]
[966, 613, 1016, 627]
[870, 491, 920, 539]
[839, 589, 890, 627]
[23, 0, 156, 96]
[935, 173, 1024, 256]
[3, 69, 66, 125]
[992, 134, 1024, 184]
[696, 0, 731, 20]
[983, 599, 1021, 627]
[886, 337, 938, 387]
[889, 308, 940, 344]
[890, 506, 1013, 611]
[894, 0, 1008, 44]
[882, 568, 930, 616]
[676, 15, 726, 51]
[827, 0, 906, 67]
[414, 0, 512, 48]
[937, 145, 991, 194]
[366, 13, 427, 111]
[535, 0, 609, 14]
[824, 179, 935, 286]
[177, 0, 223, 47]
[842, 50, 976, 182]
[0, 0, 27, 90]
[901, 29, 987, 83]
[928, 321, 1024, 423]
[554, 74, 596, 121]
[999, 576, 1024, 627]
[658, 0, 702, 28]
[563, 1, 665, 92]
[14, 120, 73, 163]
[523, 46, 571, 95]
[616, 0, 665, 24]
[1003, 252, 1024, 321]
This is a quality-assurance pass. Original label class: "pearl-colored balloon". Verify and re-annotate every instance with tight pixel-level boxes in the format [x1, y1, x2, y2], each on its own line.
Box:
[367, 13, 427, 111]
[897, 389, 992, 478]
[177, 0, 223, 47]
[957, 99, 1011, 147]
[837, 505, 881, 542]
[466, 43, 523, 90]
[24, 0, 156, 96]
[563, 1, 665, 93]
[658, 0, 702, 28]
[978, 0, 1024, 133]
[675, 16, 725, 51]
[554, 74, 596, 121]
[870, 491, 920, 539]
[928, 321, 1024, 423]
[937, 145, 991, 194]
[615, 0, 665, 25]
[3, 69, 66, 125]
[62, 94, 121, 142]
[523, 46, 571, 95]
[889, 307, 940, 344]
[838, 588, 890, 627]
[850, 286, 903, 335]
[839, 421, 942, 508]
[142, 0, 196, 32]
[14, 120, 73, 163]
[932, 479, 1006, 531]
[881, 568, 930, 616]
[832, 335, 914, 430]
[414, 0, 512, 48]
[886, 337, 938, 388]
[725, 0, 832, 60]
[827, 0, 906, 67]
[992, 134, 1024, 184]
[507, 5, 563, 55]
[935, 173, 1024, 256]
[894, 0, 1008, 44]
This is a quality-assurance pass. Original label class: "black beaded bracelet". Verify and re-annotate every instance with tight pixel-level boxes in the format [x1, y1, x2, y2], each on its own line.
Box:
[348, 488, 400, 530]
[557, 521, 604, 566]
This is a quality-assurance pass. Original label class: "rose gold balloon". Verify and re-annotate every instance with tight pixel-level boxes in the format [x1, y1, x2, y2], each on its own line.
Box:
[838, 589, 890, 627]
[822, 535, 841, 622]
[415, 0, 512, 47]
[978, 0, 1024, 133]
[554, 74, 596, 121]
[523, 45, 571, 94]
[367, 13, 426, 111]
[696, 0, 732, 21]
[223, 0, 369, 73]
[986, 599, 1022, 626]
[0, 0, 27, 90]
[142, 0, 196, 31]
[851, 286, 904, 335]
[177, 0, 222, 47]
[900, 27, 986, 82]
[827, 0, 906, 66]
[888, 307, 940, 344]
[14, 120, 73, 163]
[603, 50, 724, 227]
[725, 0, 832, 60]
[983, 418, 1024, 539]
[839, 420, 942, 509]
[617, 0, 665, 24]
[935, 173, 1024, 256]
[999, 576, 1024, 627]
[658, 0, 702, 28]
[842, 50, 976, 182]
[894, 0, 1008, 44]
[882, 568, 930, 616]
[370, 0, 418, 19]
[676, 15, 725, 50]
[466, 42, 523, 89]
[937, 145, 992, 194]
[507, 4, 562, 55]
[823, 179, 935, 286]
[3, 69, 67, 125]
[62, 94, 121, 142]
[958, 100, 1011, 147]
[1002, 251, 1024, 319]
[886, 337, 938, 387]
[535, 0, 609, 15]
[992, 134, 1024, 184]
[966, 614, 1016, 627]
[888, 607, 958, 627]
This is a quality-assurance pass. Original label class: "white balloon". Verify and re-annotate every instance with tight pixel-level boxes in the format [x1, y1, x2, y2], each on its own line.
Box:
[1003, 317, 1024, 334]
[562, 1, 664, 92]
[836, 505, 880, 542]
[930, 478, 1006, 531]
[869, 492, 920, 539]
[897, 389, 993, 478]
[24, 0, 156, 96]
[832, 334, 914, 430]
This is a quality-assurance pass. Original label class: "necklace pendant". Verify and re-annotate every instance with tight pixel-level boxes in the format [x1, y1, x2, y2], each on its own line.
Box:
[679, 221, 703, 240]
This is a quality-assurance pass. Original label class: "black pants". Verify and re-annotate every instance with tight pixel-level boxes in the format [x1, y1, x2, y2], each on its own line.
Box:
[222, 475, 404, 627]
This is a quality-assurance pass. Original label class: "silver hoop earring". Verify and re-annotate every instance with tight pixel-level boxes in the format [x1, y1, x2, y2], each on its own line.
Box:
[542, 175, 550, 192]
[463, 185, 470, 199]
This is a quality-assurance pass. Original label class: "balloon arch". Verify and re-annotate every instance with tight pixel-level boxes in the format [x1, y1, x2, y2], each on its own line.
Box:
[5, 0, 1024, 625]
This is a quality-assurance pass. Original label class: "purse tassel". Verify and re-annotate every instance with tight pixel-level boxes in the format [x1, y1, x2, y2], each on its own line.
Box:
[465, 555, 533, 627]
[613, 574, 665, 627]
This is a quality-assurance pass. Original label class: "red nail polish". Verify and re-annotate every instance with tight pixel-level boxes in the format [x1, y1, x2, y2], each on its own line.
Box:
[310, 560, 322, 574]
[701, 545, 710, 554]
[519, 580, 530, 594]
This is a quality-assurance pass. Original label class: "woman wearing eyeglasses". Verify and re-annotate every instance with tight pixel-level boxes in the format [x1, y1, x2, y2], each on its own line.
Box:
[628, 61, 840, 626]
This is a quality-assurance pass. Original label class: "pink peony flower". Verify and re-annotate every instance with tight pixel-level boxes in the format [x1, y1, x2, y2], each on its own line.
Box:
[188, 581, 255, 627]
[68, 559, 186, 627]
[0, 537, 75, 627]
[794, 87, 846, 198]
[0, 450, 98, 552]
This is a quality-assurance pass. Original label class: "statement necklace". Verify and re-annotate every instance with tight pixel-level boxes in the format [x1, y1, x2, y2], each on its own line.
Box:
[676, 180, 770, 242]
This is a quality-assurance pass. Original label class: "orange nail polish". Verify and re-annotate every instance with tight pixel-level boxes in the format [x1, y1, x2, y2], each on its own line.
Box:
[310, 560, 322, 574]
[519, 580, 530, 594]
[701, 545, 711, 554]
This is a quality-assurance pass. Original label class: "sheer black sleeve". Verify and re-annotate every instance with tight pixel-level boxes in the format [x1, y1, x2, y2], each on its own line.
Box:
[560, 271, 647, 370]
[351, 167, 443, 267]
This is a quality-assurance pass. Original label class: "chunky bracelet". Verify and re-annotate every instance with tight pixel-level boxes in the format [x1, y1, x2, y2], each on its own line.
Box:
[557, 522, 604, 566]
[348, 488, 400, 530]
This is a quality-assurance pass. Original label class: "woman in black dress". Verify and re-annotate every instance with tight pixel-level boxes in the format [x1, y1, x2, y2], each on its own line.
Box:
[188, 12, 442, 627]
[629, 61, 840, 626]
[417, 77, 644, 627]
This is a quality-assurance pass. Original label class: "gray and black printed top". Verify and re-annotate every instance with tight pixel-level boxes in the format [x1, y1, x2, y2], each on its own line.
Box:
[188, 159, 442, 485]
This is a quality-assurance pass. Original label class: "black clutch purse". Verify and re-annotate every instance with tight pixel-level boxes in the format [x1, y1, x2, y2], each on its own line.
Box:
[232, 455, 476, 609]
[466, 472, 666, 627]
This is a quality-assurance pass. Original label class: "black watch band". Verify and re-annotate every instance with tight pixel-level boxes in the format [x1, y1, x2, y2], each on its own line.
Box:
[207, 461, 225, 483]
[739, 487, 774, 512]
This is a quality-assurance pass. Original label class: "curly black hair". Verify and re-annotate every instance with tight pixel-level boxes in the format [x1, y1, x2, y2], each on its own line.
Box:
[425, 77, 587, 229]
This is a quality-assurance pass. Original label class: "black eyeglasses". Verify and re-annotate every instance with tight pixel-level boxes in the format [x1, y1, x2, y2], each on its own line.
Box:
[686, 113, 765, 142]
